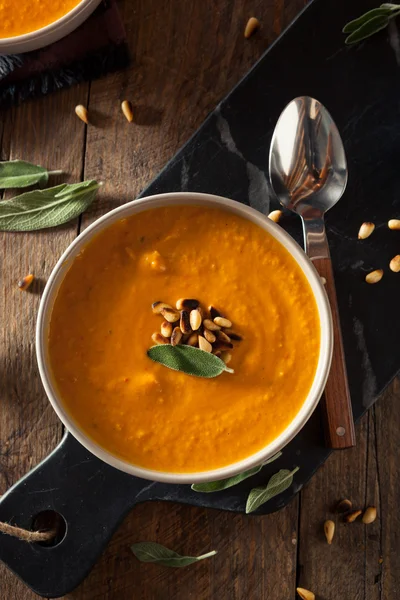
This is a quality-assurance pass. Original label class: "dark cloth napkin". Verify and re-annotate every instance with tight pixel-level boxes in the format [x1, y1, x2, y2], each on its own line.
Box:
[0, 0, 129, 108]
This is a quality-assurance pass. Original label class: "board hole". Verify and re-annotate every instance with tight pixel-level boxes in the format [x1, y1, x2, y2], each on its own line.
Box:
[32, 510, 67, 547]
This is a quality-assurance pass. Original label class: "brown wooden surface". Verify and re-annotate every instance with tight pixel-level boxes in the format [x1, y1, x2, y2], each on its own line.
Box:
[0, 0, 399, 599]
[313, 256, 356, 449]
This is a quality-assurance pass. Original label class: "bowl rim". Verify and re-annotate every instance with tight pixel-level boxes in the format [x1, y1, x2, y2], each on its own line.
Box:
[0, 0, 101, 50]
[36, 192, 333, 484]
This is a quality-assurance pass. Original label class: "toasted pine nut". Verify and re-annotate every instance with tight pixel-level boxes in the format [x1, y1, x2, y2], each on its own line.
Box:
[18, 273, 34, 291]
[198, 336, 212, 352]
[358, 222, 375, 239]
[161, 321, 172, 338]
[324, 520, 335, 544]
[220, 351, 232, 365]
[187, 333, 199, 346]
[268, 210, 283, 223]
[244, 16, 260, 38]
[176, 298, 200, 310]
[365, 269, 383, 284]
[180, 310, 192, 333]
[214, 316, 232, 328]
[203, 318, 220, 331]
[152, 301, 173, 314]
[151, 332, 169, 345]
[121, 100, 133, 122]
[161, 307, 180, 322]
[228, 332, 242, 341]
[218, 330, 231, 343]
[388, 219, 400, 230]
[362, 506, 377, 524]
[204, 328, 216, 343]
[190, 308, 202, 331]
[208, 305, 221, 320]
[75, 104, 89, 124]
[390, 255, 400, 272]
[171, 326, 183, 346]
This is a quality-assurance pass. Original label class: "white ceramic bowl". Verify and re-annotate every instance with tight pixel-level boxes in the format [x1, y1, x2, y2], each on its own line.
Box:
[36, 192, 333, 484]
[0, 0, 101, 55]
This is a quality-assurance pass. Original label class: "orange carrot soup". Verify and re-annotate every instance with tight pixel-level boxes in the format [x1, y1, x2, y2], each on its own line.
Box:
[0, 0, 81, 38]
[48, 205, 320, 472]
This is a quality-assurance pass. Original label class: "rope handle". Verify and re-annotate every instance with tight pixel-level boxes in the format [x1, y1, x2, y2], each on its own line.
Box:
[0, 521, 56, 543]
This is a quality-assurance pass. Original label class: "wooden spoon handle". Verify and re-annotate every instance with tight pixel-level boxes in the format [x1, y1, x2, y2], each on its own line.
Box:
[312, 256, 356, 448]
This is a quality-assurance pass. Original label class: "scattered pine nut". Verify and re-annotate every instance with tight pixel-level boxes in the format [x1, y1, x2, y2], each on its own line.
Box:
[389, 255, 400, 272]
[198, 335, 212, 353]
[296, 589, 315, 600]
[152, 301, 173, 314]
[171, 326, 183, 346]
[180, 310, 192, 334]
[362, 506, 377, 524]
[336, 498, 352, 513]
[388, 219, 400, 230]
[320, 276, 327, 285]
[344, 509, 362, 523]
[203, 318, 220, 331]
[121, 100, 133, 123]
[17, 273, 34, 291]
[190, 308, 202, 331]
[151, 332, 169, 345]
[204, 328, 216, 344]
[161, 321, 172, 338]
[365, 269, 383, 284]
[214, 316, 232, 328]
[220, 351, 232, 365]
[75, 104, 89, 124]
[358, 222, 375, 239]
[161, 307, 180, 322]
[324, 519, 335, 544]
[268, 210, 283, 223]
[244, 16, 260, 39]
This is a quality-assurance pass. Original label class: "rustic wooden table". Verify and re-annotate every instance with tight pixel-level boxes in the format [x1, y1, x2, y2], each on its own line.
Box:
[1, 0, 399, 598]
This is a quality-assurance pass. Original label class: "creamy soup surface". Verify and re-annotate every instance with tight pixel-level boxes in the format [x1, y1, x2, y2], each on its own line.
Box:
[48, 205, 320, 472]
[0, 0, 81, 38]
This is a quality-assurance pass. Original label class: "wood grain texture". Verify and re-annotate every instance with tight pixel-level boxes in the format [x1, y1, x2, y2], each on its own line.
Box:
[313, 256, 356, 448]
[1, 0, 400, 599]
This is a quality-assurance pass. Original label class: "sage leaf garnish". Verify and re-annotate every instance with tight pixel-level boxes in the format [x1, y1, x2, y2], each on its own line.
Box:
[343, 3, 400, 44]
[0, 160, 62, 189]
[147, 344, 234, 378]
[131, 542, 217, 567]
[246, 466, 299, 514]
[0, 180, 100, 231]
[191, 451, 283, 493]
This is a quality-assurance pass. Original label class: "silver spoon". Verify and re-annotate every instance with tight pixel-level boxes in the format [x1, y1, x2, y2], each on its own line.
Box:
[269, 96, 355, 449]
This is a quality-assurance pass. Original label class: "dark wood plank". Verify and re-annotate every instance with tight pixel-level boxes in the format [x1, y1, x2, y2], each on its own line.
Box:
[68, 499, 299, 600]
[0, 86, 89, 600]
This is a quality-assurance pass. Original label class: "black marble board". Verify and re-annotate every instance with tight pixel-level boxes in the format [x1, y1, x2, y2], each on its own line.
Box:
[2, 0, 400, 596]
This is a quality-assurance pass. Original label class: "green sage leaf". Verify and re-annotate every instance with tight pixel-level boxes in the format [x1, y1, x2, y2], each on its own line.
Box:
[246, 466, 299, 514]
[147, 344, 234, 378]
[191, 451, 283, 493]
[131, 542, 217, 567]
[0, 160, 61, 189]
[0, 180, 100, 231]
[342, 7, 394, 33]
[344, 14, 390, 44]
